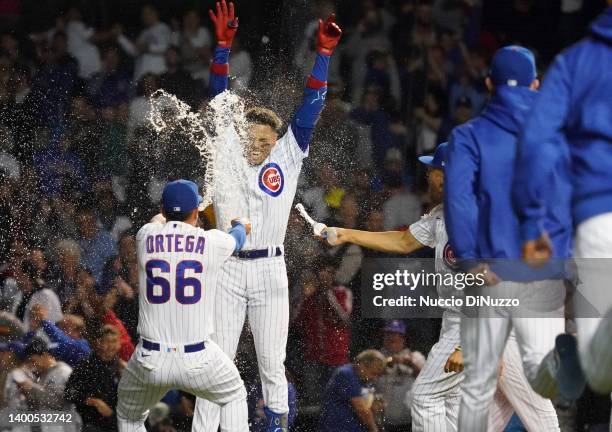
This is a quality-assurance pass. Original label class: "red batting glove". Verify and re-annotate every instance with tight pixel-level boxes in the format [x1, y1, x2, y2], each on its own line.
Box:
[209, 0, 238, 48]
[316, 13, 342, 56]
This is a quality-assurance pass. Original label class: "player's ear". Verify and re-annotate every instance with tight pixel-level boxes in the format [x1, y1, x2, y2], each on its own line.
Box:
[530, 79, 540, 90]
[485, 77, 494, 93]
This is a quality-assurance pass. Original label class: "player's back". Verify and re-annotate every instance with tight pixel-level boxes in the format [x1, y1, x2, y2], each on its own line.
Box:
[136, 221, 236, 344]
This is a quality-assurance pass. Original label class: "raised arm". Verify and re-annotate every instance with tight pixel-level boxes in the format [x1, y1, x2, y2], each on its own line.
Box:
[331, 228, 425, 255]
[208, 0, 238, 98]
[290, 14, 342, 151]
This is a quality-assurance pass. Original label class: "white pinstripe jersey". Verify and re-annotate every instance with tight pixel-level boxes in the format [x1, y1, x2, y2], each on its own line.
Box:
[213, 127, 307, 249]
[409, 204, 462, 312]
[135, 221, 236, 344]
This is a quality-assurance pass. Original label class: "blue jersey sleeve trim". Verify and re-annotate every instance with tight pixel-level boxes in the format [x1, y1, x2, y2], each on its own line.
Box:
[228, 223, 246, 251]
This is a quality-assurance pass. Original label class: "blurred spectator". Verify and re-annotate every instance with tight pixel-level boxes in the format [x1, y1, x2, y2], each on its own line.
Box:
[320, 349, 388, 432]
[414, 92, 444, 156]
[33, 131, 88, 198]
[65, 324, 123, 432]
[159, 46, 197, 106]
[86, 282, 134, 362]
[41, 6, 102, 79]
[309, 88, 365, 173]
[48, 239, 81, 307]
[24, 304, 91, 368]
[364, 50, 400, 106]
[171, 9, 211, 81]
[376, 320, 425, 431]
[15, 259, 63, 329]
[294, 258, 353, 401]
[350, 87, 393, 170]
[94, 185, 132, 240]
[128, 72, 158, 136]
[75, 206, 117, 283]
[381, 148, 422, 230]
[108, 233, 138, 341]
[30, 31, 79, 125]
[328, 194, 364, 287]
[87, 46, 132, 108]
[343, 8, 392, 104]
[301, 165, 345, 223]
[116, 3, 171, 80]
[2, 341, 34, 411]
[68, 94, 103, 177]
[98, 104, 129, 176]
[437, 94, 473, 141]
[0, 126, 20, 180]
[12, 337, 73, 411]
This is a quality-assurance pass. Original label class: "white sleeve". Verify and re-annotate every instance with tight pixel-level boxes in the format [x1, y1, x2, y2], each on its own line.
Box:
[409, 212, 437, 248]
[273, 126, 307, 173]
[206, 229, 236, 261]
[117, 34, 137, 57]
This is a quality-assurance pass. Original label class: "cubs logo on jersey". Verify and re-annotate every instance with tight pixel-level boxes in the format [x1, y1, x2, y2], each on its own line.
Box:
[258, 162, 284, 197]
[443, 242, 460, 271]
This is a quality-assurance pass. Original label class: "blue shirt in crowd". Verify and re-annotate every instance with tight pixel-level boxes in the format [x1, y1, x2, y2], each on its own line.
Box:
[320, 364, 375, 432]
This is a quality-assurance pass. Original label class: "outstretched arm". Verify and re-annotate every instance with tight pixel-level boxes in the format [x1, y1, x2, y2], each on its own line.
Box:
[290, 14, 342, 151]
[331, 228, 425, 254]
[208, 0, 238, 98]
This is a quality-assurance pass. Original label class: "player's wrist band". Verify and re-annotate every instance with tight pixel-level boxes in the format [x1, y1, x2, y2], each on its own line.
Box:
[211, 63, 230, 75]
[307, 75, 327, 89]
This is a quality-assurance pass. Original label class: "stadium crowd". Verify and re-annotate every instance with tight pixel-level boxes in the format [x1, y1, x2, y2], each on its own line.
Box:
[0, 0, 609, 430]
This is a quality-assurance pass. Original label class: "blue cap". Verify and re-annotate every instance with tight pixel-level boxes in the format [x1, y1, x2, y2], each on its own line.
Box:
[162, 180, 203, 214]
[418, 142, 448, 169]
[489, 45, 536, 87]
[383, 320, 406, 334]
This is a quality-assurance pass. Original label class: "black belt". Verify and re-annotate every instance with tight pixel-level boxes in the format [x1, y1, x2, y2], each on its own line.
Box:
[142, 339, 205, 353]
[232, 247, 283, 259]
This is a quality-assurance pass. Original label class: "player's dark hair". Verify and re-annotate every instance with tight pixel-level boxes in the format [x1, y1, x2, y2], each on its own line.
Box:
[165, 209, 191, 222]
[245, 107, 282, 134]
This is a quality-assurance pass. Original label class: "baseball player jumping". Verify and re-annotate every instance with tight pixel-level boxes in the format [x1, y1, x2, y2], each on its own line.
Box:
[443, 47, 573, 431]
[322, 143, 560, 431]
[116, 180, 251, 432]
[192, 2, 342, 430]
[513, 1, 612, 409]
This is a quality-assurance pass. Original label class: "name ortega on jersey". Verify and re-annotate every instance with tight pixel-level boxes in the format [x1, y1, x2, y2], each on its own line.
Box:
[258, 162, 284, 197]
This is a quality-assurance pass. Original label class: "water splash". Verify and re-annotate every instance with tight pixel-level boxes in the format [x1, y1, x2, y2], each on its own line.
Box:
[148, 89, 250, 231]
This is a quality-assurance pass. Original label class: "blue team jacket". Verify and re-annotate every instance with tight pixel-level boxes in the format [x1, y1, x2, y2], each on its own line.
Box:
[444, 85, 572, 281]
[514, 8, 612, 232]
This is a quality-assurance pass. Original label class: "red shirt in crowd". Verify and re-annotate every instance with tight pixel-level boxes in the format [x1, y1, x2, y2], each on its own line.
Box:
[296, 285, 353, 366]
[103, 309, 134, 361]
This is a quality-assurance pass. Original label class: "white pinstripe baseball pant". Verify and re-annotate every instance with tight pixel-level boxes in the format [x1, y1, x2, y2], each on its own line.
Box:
[116, 340, 248, 432]
[573, 213, 612, 397]
[193, 256, 289, 431]
[412, 311, 560, 431]
[457, 280, 566, 432]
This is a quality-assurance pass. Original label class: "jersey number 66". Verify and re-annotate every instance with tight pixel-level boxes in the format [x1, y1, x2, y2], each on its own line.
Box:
[145, 260, 202, 305]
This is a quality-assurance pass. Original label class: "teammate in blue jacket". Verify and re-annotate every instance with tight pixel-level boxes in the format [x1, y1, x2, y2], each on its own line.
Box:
[513, 3, 612, 400]
[443, 46, 573, 432]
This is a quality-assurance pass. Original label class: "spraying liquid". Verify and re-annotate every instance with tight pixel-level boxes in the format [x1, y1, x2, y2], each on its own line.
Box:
[148, 90, 250, 231]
